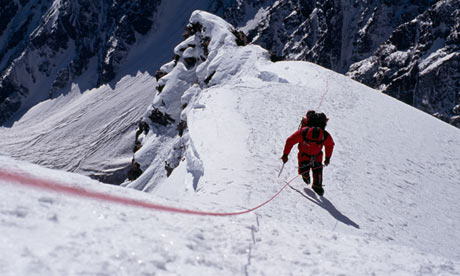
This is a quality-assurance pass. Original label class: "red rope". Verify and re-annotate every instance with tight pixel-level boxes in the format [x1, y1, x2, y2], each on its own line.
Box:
[0, 169, 299, 217]
[316, 77, 329, 110]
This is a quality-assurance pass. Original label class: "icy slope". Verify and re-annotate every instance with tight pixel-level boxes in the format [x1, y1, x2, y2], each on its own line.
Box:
[1, 10, 460, 276]
[0, 72, 155, 183]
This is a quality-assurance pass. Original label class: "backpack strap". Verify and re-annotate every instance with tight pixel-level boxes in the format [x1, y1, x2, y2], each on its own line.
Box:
[323, 130, 329, 141]
[301, 127, 309, 141]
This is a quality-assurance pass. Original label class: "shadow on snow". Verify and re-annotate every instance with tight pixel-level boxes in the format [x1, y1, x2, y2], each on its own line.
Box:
[289, 185, 360, 229]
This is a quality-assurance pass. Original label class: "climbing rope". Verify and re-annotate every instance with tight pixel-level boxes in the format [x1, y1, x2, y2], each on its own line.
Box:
[0, 168, 299, 217]
[316, 77, 329, 110]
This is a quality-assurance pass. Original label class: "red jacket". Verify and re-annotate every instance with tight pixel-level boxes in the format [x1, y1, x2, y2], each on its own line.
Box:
[283, 127, 335, 163]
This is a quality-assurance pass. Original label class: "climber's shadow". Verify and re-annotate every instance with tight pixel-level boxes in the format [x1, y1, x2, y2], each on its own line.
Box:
[289, 185, 360, 229]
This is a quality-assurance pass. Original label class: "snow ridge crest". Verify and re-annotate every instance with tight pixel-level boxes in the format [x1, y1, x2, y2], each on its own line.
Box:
[126, 11, 261, 191]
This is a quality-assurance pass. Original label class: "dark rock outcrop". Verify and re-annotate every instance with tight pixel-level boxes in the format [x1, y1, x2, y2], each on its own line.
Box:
[224, 0, 436, 73]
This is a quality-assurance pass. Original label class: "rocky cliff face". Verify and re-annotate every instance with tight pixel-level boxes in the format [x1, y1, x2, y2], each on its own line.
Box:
[224, 0, 437, 72]
[348, 0, 460, 127]
[0, 0, 161, 125]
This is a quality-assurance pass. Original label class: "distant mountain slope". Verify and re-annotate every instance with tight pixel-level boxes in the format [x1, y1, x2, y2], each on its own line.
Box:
[0, 72, 155, 184]
[0, 0, 161, 124]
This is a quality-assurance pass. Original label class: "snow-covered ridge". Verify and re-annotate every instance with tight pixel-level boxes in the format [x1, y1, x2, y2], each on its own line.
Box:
[126, 10, 268, 191]
[126, 11, 460, 264]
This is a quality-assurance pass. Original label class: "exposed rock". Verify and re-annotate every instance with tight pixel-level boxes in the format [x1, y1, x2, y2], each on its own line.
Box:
[127, 160, 143, 181]
[183, 22, 203, 38]
[204, 71, 215, 85]
[223, 0, 460, 127]
[164, 161, 174, 177]
[232, 29, 248, 46]
[148, 107, 175, 126]
[177, 120, 187, 137]
[134, 121, 150, 152]
[155, 70, 168, 81]
[0, 1, 18, 37]
[50, 68, 70, 97]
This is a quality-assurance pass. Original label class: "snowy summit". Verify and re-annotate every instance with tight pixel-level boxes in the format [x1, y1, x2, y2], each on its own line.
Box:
[1, 10, 460, 276]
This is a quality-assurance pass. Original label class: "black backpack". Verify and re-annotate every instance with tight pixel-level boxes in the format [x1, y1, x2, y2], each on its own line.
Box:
[300, 110, 329, 129]
[316, 112, 328, 130]
[299, 110, 318, 128]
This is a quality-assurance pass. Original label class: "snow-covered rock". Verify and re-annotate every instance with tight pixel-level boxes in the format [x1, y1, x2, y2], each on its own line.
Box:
[126, 10, 265, 191]
[0, 0, 237, 126]
[2, 0, 459, 131]
[224, 0, 460, 128]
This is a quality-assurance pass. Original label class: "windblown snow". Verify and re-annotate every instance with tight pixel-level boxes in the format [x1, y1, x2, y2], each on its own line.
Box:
[1, 10, 460, 276]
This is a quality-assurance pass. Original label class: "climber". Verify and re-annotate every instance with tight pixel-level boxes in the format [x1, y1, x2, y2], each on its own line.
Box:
[281, 111, 334, 196]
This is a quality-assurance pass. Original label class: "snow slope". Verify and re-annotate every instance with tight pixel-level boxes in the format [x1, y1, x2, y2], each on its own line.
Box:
[1, 10, 460, 276]
[0, 72, 155, 183]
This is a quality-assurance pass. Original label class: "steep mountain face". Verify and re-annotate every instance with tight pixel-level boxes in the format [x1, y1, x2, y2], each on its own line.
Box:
[0, 0, 162, 125]
[224, 0, 437, 73]
[348, 0, 460, 127]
